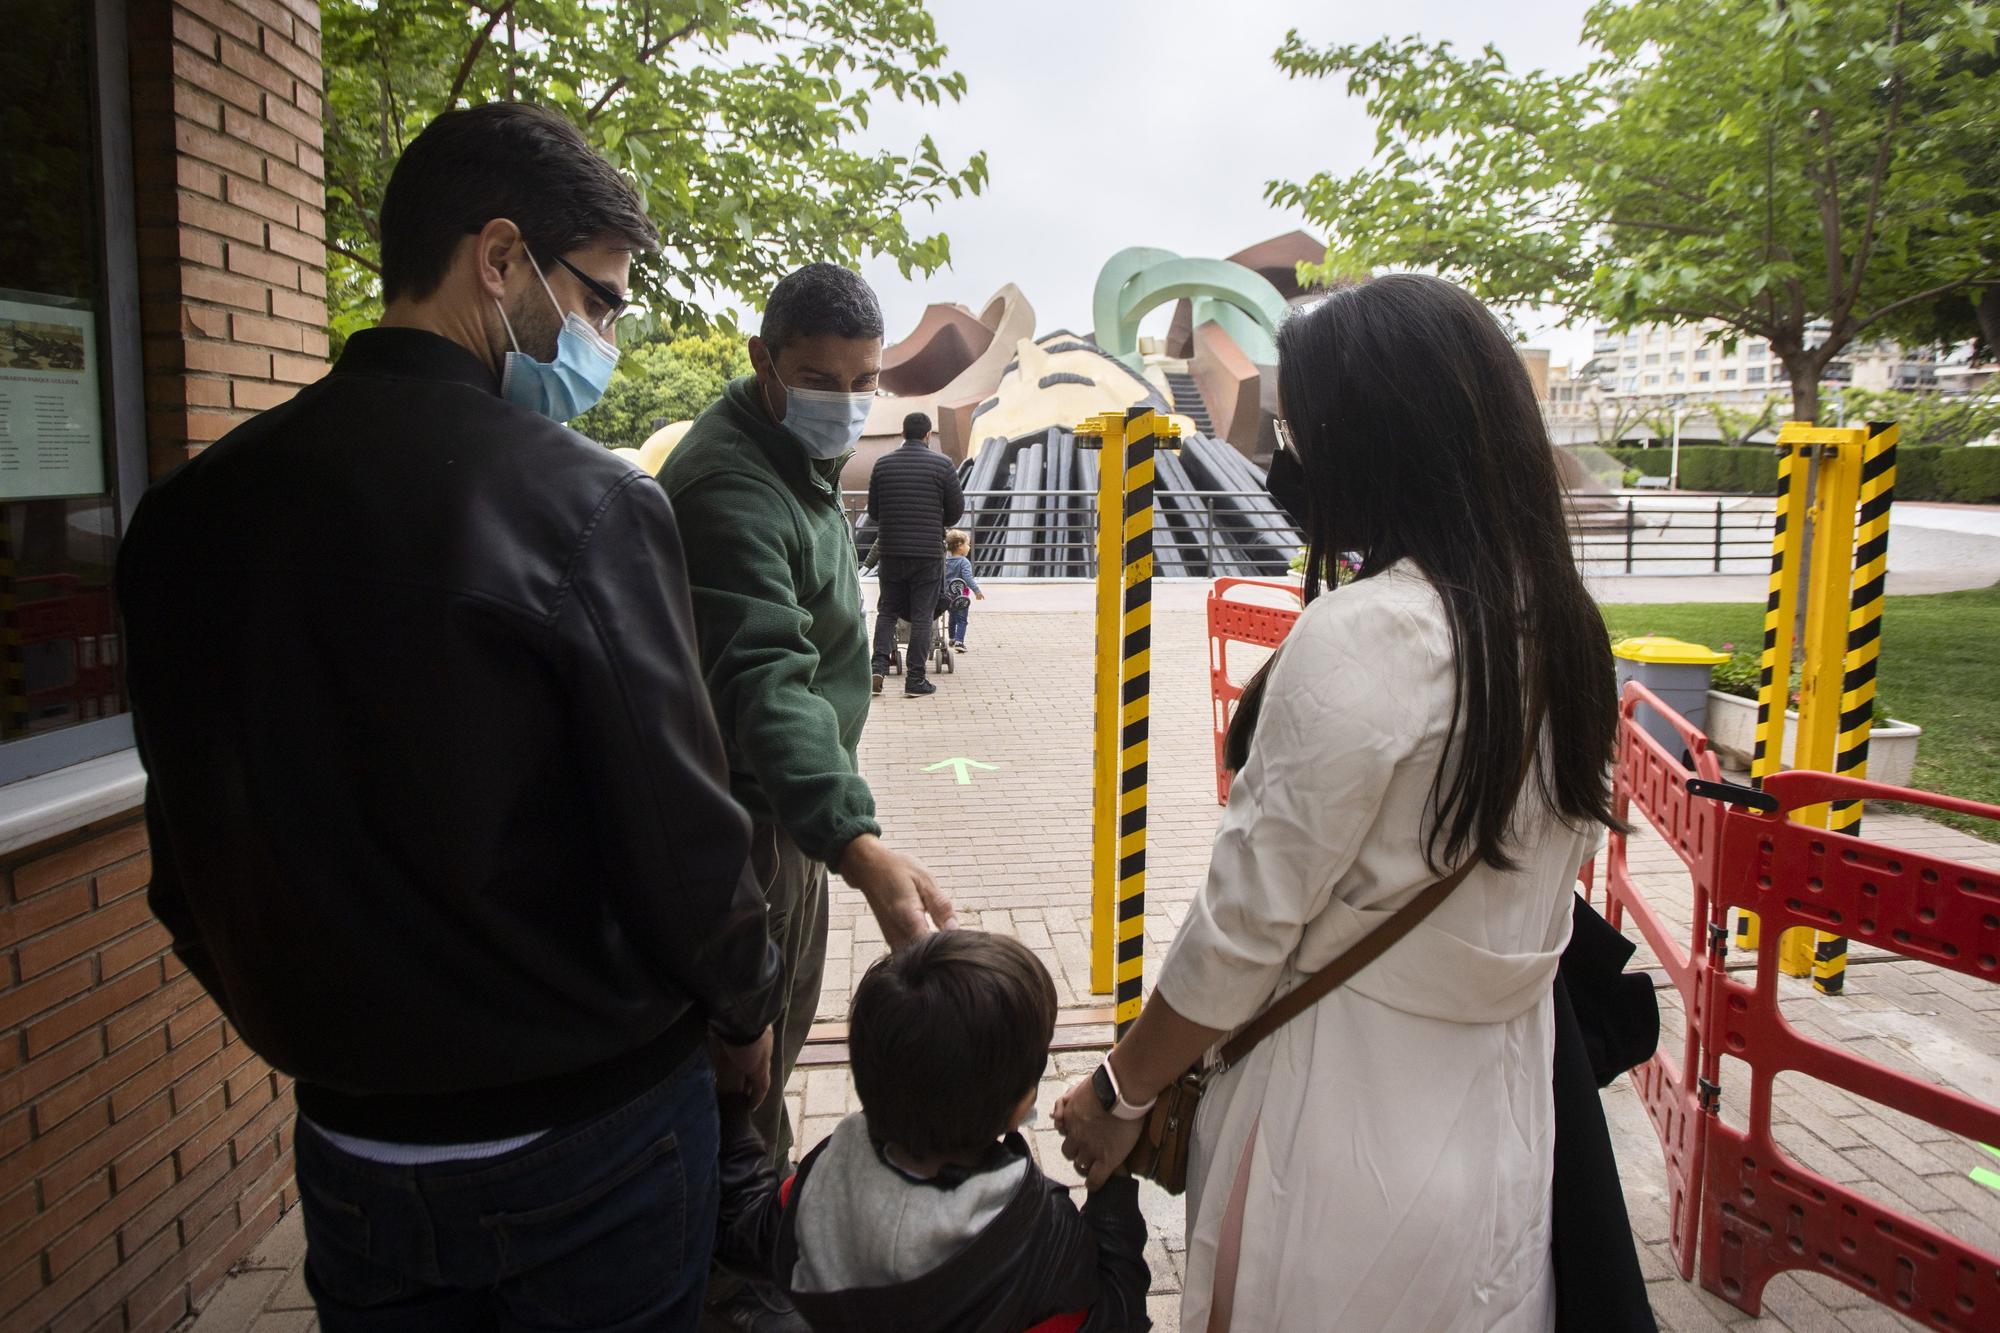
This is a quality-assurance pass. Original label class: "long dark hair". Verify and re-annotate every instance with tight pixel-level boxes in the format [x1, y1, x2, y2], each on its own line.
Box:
[1276, 274, 1621, 871]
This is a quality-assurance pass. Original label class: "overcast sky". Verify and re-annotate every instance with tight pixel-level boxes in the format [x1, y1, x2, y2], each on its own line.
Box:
[842, 0, 1601, 365]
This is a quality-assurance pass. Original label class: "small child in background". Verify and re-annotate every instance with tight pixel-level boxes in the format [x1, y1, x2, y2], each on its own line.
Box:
[944, 528, 984, 652]
[713, 932, 1151, 1332]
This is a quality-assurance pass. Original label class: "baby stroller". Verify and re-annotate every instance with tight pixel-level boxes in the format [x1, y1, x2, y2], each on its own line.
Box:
[884, 576, 967, 679]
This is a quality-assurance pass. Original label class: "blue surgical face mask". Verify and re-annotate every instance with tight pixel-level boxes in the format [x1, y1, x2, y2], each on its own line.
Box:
[495, 253, 620, 423]
[772, 376, 873, 460]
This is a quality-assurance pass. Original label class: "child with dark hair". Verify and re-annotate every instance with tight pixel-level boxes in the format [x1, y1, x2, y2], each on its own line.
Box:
[715, 932, 1151, 1332]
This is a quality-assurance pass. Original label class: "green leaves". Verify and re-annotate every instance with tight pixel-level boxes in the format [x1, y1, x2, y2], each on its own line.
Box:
[569, 323, 751, 448]
[322, 0, 985, 335]
[1266, 0, 2000, 423]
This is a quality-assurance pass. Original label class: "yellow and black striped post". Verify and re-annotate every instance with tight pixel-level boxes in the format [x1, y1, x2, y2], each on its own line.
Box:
[1816, 421, 1899, 995]
[1741, 431, 1809, 953]
[1076, 409, 1178, 1038]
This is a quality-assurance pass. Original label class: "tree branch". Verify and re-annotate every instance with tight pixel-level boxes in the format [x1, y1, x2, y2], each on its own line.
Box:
[587, 17, 705, 121]
[1649, 304, 1774, 340]
[1854, 276, 1990, 332]
[448, 0, 515, 106]
[328, 240, 382, 275]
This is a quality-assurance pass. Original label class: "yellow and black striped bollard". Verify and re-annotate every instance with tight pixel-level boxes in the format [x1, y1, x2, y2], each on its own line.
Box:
[1819, 421, 1899, 995]
[1076, 409, 1178, 1038]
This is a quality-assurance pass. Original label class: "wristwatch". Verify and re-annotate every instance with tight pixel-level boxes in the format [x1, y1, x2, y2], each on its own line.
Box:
[1091, 1059, 1157, 1122]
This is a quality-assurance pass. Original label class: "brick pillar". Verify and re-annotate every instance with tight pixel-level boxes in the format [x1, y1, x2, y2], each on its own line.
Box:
[129, 0, 329, 480]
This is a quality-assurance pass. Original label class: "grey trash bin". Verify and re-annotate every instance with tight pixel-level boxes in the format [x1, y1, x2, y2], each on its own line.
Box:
[1611, 636, 1730, 758]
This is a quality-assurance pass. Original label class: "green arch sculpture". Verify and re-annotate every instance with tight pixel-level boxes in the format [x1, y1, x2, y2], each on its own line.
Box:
[1092, 248, 1290, 370]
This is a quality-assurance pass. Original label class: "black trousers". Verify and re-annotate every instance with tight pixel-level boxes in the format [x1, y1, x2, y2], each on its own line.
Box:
[871, 555, 943, 683]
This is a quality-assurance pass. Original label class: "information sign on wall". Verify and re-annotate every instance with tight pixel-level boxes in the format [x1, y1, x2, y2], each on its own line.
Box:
[0, 296, 105, 501]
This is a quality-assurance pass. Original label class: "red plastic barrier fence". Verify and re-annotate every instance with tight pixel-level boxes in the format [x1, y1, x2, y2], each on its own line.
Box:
[1205, 578, 1302, 805]
[1598, 681, 1726, 1281]
[1698, 770, 2000, 1327]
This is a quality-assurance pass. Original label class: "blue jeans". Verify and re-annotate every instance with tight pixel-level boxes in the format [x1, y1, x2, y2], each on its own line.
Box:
[948, 606, 969, 645]
[297, 1053, 718, 1332]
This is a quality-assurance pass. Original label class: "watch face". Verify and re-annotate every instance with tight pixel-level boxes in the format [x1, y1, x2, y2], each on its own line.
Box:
[1092, 1063, 1117, 1113]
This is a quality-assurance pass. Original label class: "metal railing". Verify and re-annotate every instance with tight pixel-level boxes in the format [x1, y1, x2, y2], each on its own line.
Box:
[844, 489, 1304, 578]
[1572, 498, 1777, 574]
[843, 491, 1779, 577]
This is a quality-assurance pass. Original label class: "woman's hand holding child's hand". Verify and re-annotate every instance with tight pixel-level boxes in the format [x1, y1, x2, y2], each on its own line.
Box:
[1053, 1078, 1143, 1191]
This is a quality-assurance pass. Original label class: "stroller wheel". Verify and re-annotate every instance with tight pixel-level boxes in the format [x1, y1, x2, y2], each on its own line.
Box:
[889, 648, 903, 676]
[940, 643, 954, 674]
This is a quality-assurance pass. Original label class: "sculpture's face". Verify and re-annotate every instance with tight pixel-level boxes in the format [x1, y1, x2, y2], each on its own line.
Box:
[967, 334, 1188, 452]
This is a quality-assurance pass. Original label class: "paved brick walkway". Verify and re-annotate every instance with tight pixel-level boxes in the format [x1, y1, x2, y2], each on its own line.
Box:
[191, 600, 2000, 1332]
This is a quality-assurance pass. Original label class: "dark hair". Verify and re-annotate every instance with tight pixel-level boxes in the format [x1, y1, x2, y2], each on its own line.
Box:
[760, 263, 883, 358]
[1276, 274, 1621, 872]
[902, 411, 933, 440]
[378, 103, 658, 305]
[849, 932, 1056, 1157]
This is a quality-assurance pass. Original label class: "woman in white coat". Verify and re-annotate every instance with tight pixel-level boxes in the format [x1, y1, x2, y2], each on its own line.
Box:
[1054, 275, 1626, 1331]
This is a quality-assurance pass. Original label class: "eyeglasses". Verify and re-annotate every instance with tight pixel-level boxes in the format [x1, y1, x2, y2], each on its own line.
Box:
[552, 254, 640, 335]
[1274, 417, 1299, 455]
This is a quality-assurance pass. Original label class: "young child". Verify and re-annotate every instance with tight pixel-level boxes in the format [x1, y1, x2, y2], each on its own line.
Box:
[715, 932, 1151, 1332]
[943, 528, 984, 652]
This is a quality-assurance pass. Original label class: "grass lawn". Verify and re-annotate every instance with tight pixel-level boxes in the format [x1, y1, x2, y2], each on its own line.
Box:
[1599, 583, 2000, 841]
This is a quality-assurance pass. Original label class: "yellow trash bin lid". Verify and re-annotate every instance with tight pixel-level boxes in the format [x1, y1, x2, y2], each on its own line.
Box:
[1611, 635, 1731, 666]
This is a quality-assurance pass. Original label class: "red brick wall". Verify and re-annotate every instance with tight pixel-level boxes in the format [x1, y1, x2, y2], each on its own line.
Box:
[130, 0, 329, 481]
[0, 818, 297, 1332]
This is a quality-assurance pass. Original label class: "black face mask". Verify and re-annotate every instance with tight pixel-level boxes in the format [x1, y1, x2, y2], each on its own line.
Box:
[1265, 444, 1309, 530]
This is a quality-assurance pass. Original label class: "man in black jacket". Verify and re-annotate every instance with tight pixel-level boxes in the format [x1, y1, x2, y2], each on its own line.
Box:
[116, 104, 781, 1329]
[867, 411, 964, 697]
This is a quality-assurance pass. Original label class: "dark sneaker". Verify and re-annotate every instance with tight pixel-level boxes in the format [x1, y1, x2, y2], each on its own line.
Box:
[871, 673, 884, 696]
[951, 641, 968, 652]
[905, 678, 937, 697]
[703, 1280, 809, 1333]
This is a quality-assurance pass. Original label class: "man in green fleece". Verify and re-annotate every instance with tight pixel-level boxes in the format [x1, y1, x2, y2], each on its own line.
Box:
[662, 264, 957, 1181]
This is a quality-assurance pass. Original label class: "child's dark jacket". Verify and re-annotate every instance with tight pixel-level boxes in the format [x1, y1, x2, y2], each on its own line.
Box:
[716, 1101, 1151, 1333]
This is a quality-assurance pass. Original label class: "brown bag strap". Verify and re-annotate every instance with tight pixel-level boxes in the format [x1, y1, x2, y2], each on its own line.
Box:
[1215, 857, 1479, 1069]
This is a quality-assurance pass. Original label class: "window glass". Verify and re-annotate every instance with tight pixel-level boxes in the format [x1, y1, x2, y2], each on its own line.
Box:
[0, 3, 127, 744]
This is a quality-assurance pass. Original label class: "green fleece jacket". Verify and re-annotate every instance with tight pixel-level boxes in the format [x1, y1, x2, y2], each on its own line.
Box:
[661, 377, 879, 864]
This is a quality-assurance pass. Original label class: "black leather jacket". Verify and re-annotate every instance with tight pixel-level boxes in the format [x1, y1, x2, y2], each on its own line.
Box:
[117, 328, 782, 1141]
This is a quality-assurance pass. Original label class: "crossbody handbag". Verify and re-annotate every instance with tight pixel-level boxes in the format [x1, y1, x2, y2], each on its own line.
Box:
[1122, 856, 1477, 1194]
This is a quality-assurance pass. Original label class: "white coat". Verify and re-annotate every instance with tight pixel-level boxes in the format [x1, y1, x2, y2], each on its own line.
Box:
[1156, 562, 1598, 1332]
